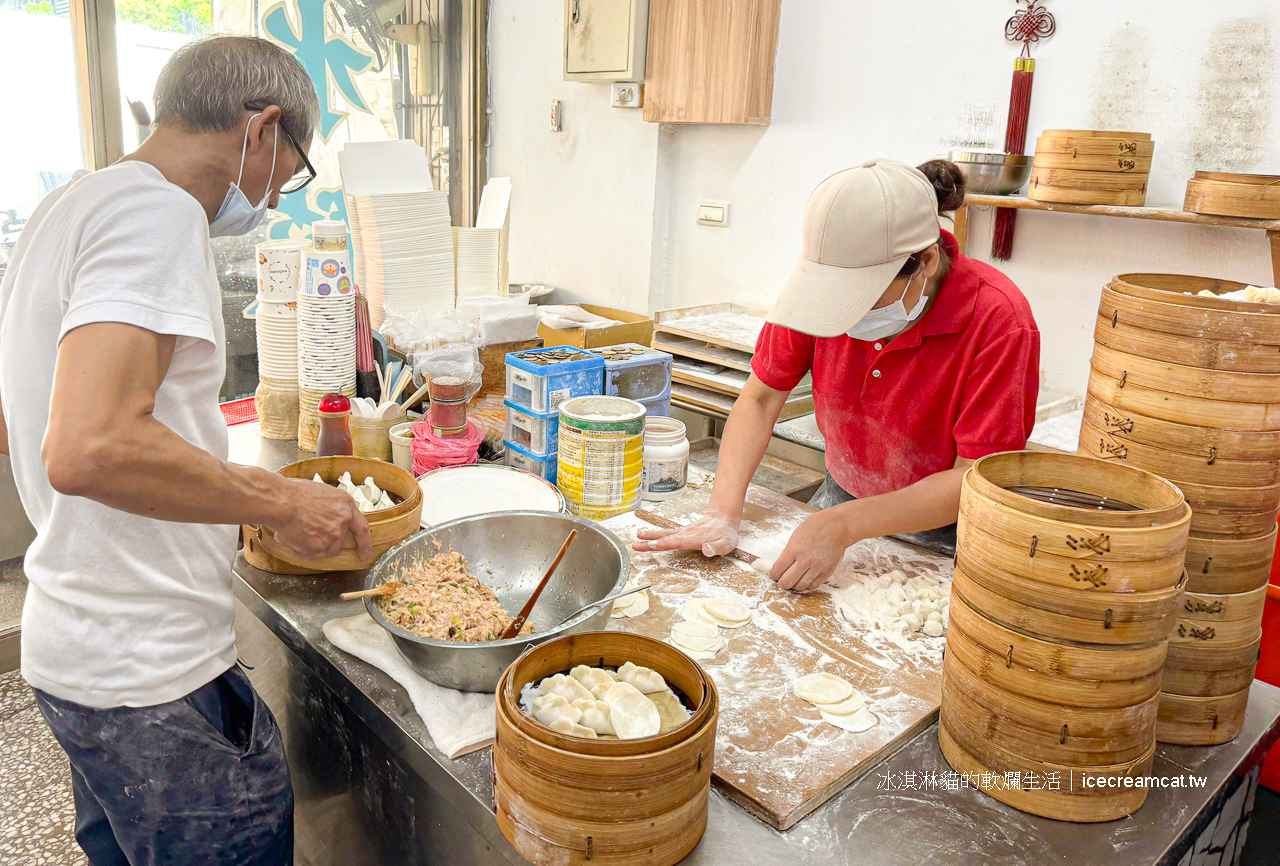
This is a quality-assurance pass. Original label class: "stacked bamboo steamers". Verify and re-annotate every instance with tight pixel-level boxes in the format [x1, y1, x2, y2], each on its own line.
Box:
[1080, 274, 1279, 746]
[1029, 130, 1154, 206]
[944, 452, 1190, 822]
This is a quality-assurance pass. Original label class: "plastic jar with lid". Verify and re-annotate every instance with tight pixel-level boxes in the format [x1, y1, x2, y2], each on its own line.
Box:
[641, 416, 689, 501]
[310, 219, 349, 252]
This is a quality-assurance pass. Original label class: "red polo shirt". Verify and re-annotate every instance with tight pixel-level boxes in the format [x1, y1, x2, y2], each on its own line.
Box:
[752, 231, 1039, 498]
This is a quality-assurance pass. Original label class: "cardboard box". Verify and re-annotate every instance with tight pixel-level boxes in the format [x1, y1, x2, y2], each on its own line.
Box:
[536, 304, 653, 350]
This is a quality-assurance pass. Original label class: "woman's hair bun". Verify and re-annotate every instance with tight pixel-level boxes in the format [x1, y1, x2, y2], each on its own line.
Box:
[916, 159, 967, 212]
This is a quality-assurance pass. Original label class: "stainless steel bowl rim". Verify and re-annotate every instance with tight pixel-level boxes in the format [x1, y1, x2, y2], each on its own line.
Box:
[364, 509, 630, 650]
[949, 150, 1033, 165]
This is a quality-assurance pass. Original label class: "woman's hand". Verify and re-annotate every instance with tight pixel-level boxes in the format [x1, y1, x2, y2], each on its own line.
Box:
[632, 512, 741, 557]
[771, 508, 856, 592]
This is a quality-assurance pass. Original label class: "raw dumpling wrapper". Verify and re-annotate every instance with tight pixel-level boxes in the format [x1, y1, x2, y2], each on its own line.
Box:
[532, 693, 582, 727]
[821, 706, 877, 733]
[569, 665, 616, 692]
[669, 620, 722, 653]
[571, 698, 616, 736]
[538, 673, 594, 704]
[617, 661, 667, 695]
[610, 587, 650, 618]
[793, 672, 853, 705]
[815, 690, 865, 715]
[548, 716, 598, 738]
[603, 681, 661, 739]
[703, 597, 750, 625]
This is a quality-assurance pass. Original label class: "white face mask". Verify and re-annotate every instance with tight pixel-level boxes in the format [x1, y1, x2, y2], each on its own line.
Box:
[846, 270, 929, 342]
[209, 113, 278, 238]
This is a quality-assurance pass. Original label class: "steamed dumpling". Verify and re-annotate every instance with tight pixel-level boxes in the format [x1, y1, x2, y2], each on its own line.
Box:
[548, 716, 598, 738]
[571, 698, 616, 736]
[570, 665, 617, 692]
[537, 673, 594, 704]
[532, 694, 581, 727]
[590, 681, 614, 701]
[617, 661, 666, 695]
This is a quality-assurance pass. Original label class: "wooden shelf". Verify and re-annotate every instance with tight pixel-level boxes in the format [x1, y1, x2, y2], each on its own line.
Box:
[955, 195, 1280, 284]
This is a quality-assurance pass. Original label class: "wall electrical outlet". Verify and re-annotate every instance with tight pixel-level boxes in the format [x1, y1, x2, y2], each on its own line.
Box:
[697, 201, 730, 227]
[611, 82, 643, 109]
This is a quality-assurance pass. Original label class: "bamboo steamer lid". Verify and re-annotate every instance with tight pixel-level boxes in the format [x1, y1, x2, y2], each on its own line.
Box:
[1179, 584, 1267, 623]
[1093, 312, 1280, 374]
[1184, 528, 1277, 593]
[941, 649, 1158, 766]
[1082, 395, 1280, 462]
[1155, 687, 1250, 745]
[492, 631, 717, 866]
[1184, 175, 1280, 220]
[1078, 419, 1280, 487]
[951, 561, 1181, 646]
[1088, 367, 1280, 432]
[938, 724, 1153, 822]
[1162, 635, 1261, 697]
[1090, 343, 1280, 404]
[1168, 612, 1262, 649]
[946, 593, 1166, 709]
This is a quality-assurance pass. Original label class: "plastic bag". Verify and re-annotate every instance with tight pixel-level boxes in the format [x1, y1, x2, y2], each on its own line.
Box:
[410, 345, 483, 402]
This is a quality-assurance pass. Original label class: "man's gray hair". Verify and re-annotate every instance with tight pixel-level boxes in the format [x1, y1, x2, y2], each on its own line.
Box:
[154, 35, 320, 143]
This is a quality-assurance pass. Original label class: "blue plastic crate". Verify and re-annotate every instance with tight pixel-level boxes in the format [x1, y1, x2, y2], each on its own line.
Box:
[505, 345, 604, 412]
[504, 439, 557, 483]
[590, 343, 673, 402]
[638, 393, 670, 417]
[504, 398, 560, 457]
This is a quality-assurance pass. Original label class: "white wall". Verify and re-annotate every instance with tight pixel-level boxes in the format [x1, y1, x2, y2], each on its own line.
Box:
[489, 0, 1280, 398]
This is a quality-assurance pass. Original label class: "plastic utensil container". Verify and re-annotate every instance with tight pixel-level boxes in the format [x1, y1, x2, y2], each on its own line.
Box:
[505, 439, 557, 483]
[504, 399, 560, 456]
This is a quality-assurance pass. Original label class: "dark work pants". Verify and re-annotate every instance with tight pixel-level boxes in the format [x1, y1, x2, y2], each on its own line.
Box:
[32, 665, 293, 866]
[809, 472, 958, 558]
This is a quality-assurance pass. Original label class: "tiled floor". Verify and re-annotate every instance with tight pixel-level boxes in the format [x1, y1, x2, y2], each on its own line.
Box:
[0, 670, 84, 865]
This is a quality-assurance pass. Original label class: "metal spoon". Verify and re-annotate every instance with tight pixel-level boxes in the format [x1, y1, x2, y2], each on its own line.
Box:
[553, 583, 653, 629]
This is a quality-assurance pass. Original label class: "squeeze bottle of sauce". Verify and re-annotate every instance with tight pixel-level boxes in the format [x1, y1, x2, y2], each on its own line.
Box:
[315, 393, 354, 457]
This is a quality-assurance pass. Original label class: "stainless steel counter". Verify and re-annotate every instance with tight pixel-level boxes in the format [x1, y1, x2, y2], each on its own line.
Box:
[230, 428, 1280, 866]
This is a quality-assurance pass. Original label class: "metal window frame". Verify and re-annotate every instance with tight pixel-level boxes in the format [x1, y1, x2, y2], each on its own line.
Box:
[70, 0, 126, 170]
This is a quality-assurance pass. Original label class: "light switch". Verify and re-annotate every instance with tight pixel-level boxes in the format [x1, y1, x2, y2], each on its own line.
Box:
[697, 202, 729, 226]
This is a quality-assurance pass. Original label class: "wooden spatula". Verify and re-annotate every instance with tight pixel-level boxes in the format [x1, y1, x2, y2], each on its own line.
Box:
[340, 581, 403, 601]
[500, 529, 577, 639]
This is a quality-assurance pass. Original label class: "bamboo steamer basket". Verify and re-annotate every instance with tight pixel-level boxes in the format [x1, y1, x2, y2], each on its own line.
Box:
[243, 456, 423, 574]
[1155, 687, 1251, 745]
[1102, 276, 1280, 340]
[1082, 395, 1280, 462]
[955, 520, 1185, 593]
[1185, 528, 1276, 593]
[946, 593, 1167, 709]
[1029, 167, 1148, 206]
[1180, 585, 1268, 623]
[1169, 612, 1263, 649]
[1090, 342, 1280, 404]
[1162, 635, 1261, 697]
[941, 649, 1158, 766]
[951, 560, 1182, 646]
[1088, 367, 1280, 431]
[1077, 419, 1280, 487]
[1184, 173, 1280, 220]
[1093, 313, 1280, 374]
[938, 723, 1153, 822]
[1186, 507, 1280, 540]
[1033, 135, 1153, 173]
[492, 631, 717, 866]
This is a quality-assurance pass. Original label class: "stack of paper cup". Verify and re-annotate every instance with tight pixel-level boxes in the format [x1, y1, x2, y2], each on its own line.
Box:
[297, 222, 357, 394]
[254, 239, 307, 439]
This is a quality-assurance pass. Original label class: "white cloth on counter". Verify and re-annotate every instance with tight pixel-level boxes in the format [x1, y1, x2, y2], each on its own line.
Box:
[536, 304, 623, 330]
[322, 613, 495, 758]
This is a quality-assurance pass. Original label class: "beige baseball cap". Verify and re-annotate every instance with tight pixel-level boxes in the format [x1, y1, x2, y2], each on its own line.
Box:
[767, 159, 941, 338]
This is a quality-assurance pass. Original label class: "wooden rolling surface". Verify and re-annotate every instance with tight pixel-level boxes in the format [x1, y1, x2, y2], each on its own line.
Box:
[601, 484, 952, 831]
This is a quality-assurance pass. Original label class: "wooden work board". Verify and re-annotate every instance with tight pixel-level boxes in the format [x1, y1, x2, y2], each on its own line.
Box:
[601, 484, 953, 830]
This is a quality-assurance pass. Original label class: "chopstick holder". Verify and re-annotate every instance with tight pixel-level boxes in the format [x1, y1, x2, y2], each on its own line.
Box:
[322, 613, 495, 758]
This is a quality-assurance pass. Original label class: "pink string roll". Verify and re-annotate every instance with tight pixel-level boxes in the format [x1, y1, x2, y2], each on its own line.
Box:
[411, 416, 486, 475]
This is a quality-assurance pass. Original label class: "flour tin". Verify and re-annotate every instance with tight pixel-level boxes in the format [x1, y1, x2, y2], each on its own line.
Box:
[557, 396, 646, 520]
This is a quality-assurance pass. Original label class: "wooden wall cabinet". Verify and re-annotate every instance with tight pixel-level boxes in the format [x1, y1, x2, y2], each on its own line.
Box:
[643, 0, 782, 125]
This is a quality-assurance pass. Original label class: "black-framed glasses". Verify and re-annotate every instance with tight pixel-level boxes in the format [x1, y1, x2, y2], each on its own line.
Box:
[244, 102, 316, 194]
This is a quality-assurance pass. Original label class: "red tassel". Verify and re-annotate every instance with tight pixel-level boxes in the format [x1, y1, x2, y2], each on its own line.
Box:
[993, 58, 1035, 260]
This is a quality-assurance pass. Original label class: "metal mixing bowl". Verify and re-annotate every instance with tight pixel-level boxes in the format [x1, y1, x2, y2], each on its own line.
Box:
[949, 150, 1033, 196]
[364, 510, 630, 692]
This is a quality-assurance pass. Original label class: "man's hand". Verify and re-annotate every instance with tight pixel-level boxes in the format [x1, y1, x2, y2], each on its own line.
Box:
[267, 479, 372, 561]
[632, 512, 740, 557]
[771, 508, 856, 592]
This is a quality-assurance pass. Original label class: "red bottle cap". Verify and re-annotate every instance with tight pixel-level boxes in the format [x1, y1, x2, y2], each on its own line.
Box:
[317, 393, 351, 414]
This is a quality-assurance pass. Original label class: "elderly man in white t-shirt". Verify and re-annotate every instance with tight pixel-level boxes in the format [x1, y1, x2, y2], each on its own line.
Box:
[0, 36, 370, 864]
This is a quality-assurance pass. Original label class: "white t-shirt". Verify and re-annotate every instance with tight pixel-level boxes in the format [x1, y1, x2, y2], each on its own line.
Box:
[0, 161, 238, 708]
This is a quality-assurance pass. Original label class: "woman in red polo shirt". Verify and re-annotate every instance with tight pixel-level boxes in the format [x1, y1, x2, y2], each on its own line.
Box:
[635, 158, 1039, 591]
